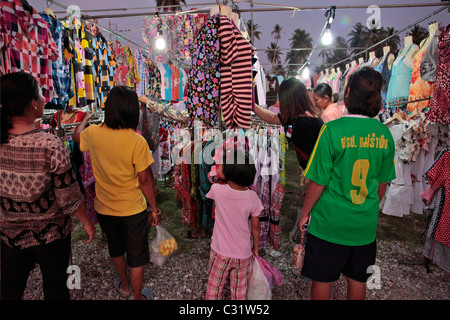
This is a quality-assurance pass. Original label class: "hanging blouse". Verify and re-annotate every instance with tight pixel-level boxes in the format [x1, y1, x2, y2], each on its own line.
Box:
[218, 15, 255, 129]
[81, 26, 95, 104]
[406, 48, 435, 112]
[374, 52, 394, 102]
[110, 40, 129, 86]
[385, 44, 415, 111]
[426, 24, 450, 125]
[187, 13, 221, 128]
[92, 34, 116, 109]
[134, 49, 149, 97]
[40, 12, 73, 107]
[63, 20, 95, 107]
[124, 45, 141, 88]
[146, 58, 162, 99]
[425, 149, 450, 247]
[0, 0, 58, 103]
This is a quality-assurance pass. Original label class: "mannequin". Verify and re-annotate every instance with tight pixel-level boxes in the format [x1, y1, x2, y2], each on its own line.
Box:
[406, 22, 439, 112]
[419, 22, 439, 50]
[381, 46, 395, 70]
[345, 63, 350, 72]
[403, 35, 419, 61]
[368, 51, 378, 67]
[317, 70, 325, 83]
[358, 57, 365, 65]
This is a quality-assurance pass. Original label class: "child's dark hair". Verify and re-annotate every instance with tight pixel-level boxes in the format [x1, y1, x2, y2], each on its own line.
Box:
[104, 86, 140, 130]
[222, 148, 256, 188]
[1, 72, 40, 145]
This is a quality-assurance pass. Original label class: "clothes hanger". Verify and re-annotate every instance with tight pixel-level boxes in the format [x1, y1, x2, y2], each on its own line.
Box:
[45, 1, 56, 19]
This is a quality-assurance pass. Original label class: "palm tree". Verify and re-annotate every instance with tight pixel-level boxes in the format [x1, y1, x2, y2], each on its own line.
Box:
[325, 36, 349, 71]
[266, 42, 282, 73]
[271, 24, 283, 45]
[155, 0, 186, 12]
[348, 23, 401, 60]
[382, 27, 401, 56]
[286, 28, 313, 75]
[246, 19, 261, 44]
[318, 48, 331, 64]
[407, 25, 428, 45]
[347, 22, 370, 58]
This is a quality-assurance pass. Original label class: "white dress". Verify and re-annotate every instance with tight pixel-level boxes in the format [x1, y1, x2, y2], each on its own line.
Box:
[381, 124, 415, 217]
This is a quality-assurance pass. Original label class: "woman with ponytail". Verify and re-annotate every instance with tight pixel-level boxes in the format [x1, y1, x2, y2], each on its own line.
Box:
[299, 67, 396, 300]
[0, 72, 95, 300]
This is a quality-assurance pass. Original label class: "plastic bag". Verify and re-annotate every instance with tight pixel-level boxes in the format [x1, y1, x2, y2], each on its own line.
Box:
[256, 256, 283, 290]
[150, 225, 178, 267]
[247, 257, 271, 300]
[292, 231, 306, 277]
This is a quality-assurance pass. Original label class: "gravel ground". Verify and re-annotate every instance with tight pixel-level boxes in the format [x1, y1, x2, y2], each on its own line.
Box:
[22, 226, 449, 301]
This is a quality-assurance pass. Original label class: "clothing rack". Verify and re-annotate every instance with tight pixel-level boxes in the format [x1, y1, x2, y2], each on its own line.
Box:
[383, 96, 432, 108]
[42, 0, 150, 54]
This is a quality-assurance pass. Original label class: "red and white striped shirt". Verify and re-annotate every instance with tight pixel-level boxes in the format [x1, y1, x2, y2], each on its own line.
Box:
[218, 15, 254, 129]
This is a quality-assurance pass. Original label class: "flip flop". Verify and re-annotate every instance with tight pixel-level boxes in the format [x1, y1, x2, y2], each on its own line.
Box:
[141, 288, 153, 300]
[113, 277, 131, 297]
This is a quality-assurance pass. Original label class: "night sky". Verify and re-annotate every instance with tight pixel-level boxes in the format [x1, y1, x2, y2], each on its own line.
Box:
[29, 0, 449, 71]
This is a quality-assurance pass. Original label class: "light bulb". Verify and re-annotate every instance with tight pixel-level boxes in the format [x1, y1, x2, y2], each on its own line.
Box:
[302, 67, 310, 79]
[155, 34, 166, 50]
[321, 27, 333, 46]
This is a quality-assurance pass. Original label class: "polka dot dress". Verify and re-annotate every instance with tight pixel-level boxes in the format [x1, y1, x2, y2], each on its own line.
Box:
[426, 149, 450, 247]
[426, 25, 450, 124]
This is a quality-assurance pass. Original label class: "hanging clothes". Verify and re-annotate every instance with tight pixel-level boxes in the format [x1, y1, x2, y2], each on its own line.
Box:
[124, 45, 141, 89]
[266, 76, 279, 107]
[426, 24, 450, 125]
[92, 33, 116, 109]
[407, 42, 435, 112]
[425, 149, 450, 247]
[0, 0, 58, 103]
[62, 20, 95, 107]
[134, 49, 149, 98]
[385, 44, 415, 112]
[146, 58, 162, 99]
[110, 40, 129, 87]
[218, 15, 255, 129]
[40, 12, 74, 108]
[187, 13, 221, 128]
[374, 51, 395, 102]
[137, 102, 160, 152]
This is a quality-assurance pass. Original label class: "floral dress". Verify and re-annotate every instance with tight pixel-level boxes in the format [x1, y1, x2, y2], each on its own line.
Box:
[187, 14, 220, 128]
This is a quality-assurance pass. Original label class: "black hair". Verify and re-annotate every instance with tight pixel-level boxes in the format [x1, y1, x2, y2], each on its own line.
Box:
[313, 83, 333, 100]
[222, 148, 256, 188]
[344, 67, 383, 118]
[103, 86, 140, 130]
[1, 72, 40, 145]
[278, 77, 319, 126]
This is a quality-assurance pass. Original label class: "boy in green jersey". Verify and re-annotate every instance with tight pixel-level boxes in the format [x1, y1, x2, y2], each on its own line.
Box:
[299, 68, 396, 300]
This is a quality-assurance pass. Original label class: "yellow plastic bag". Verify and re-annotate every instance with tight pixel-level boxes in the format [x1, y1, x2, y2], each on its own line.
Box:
[150, 225, 178, 266]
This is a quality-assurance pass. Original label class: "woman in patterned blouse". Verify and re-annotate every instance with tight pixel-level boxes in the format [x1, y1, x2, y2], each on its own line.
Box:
[0, 72, 96, 300]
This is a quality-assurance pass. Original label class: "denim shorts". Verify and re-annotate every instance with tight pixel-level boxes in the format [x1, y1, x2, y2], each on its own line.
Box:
[301, 233, 377, 283]
[97, 210, 150, 268]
